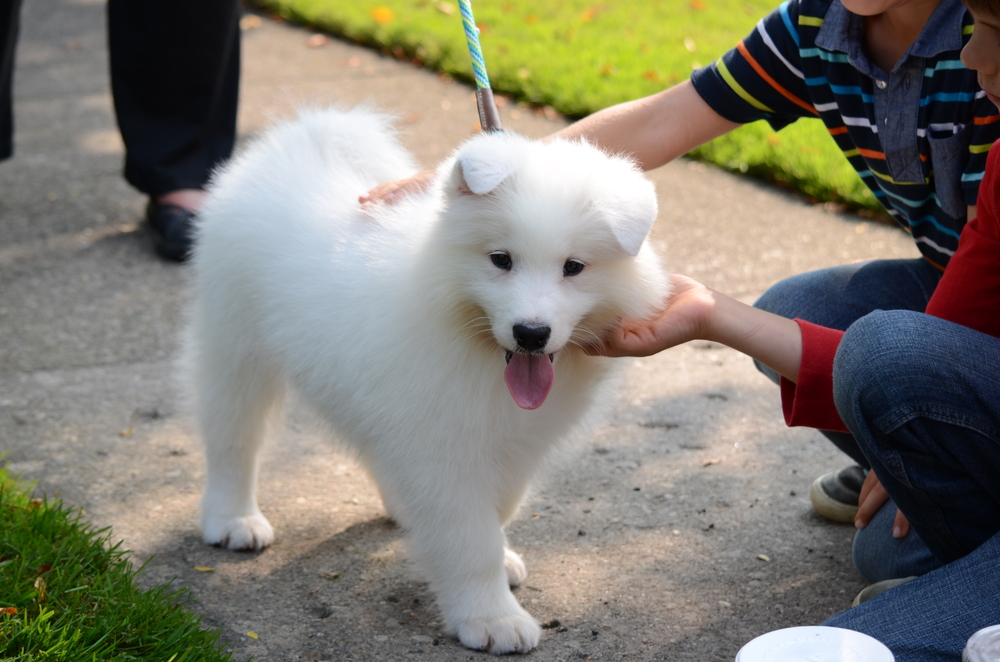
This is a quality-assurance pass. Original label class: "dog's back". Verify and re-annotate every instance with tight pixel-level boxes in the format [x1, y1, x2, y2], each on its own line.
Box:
[188, 107, 430, 389]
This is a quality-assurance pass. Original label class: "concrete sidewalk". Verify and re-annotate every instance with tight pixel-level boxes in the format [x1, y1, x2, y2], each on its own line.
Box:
[1, 1, 919, 660]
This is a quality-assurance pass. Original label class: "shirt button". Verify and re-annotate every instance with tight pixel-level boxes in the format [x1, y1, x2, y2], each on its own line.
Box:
[876, 79, 888, 89]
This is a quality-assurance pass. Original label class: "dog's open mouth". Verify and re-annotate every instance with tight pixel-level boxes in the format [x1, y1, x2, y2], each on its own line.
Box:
[504, 350, 555, 410]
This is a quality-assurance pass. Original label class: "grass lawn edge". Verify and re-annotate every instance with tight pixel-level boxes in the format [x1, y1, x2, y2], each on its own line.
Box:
[244, 0, 891, 222]
[0, 461, 241, 662]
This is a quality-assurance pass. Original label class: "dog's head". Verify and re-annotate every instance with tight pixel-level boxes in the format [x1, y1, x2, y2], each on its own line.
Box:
[431, 132, 668, 410]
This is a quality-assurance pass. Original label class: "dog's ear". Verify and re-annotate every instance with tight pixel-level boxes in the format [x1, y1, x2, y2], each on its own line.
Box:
[592, 171, 658, 257]
[452, 144, 516, 195]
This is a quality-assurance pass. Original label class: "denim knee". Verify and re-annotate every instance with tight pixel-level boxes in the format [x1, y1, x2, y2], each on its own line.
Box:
[832, 310, 927, 435]
[753, 277, 802, 318]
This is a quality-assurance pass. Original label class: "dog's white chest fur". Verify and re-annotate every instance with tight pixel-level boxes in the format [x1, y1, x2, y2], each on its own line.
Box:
[185, 107, 667, 654]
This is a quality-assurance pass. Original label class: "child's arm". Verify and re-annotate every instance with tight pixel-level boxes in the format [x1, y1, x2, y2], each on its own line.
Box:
[360, 169, 436, 208]
[548, 80, 740, 171]
[588, 274, 803, 382]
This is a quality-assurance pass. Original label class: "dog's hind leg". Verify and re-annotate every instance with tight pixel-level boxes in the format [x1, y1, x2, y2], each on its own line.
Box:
[503, 546, 528, 587]
[193, 340, 284, 552]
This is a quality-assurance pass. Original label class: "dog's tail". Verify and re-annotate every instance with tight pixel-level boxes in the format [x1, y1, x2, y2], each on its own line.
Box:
[292, 106, 419, 187]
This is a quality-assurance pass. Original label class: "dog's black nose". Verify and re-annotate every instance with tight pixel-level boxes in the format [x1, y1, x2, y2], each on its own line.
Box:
[513, 324, 551, 352]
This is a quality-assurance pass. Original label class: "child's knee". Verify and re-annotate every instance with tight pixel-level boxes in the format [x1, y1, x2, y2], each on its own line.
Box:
[833, 310, 926, 423]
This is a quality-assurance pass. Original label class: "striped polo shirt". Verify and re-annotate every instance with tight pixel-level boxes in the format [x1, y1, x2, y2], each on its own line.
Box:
[691, 0, 1000, 269]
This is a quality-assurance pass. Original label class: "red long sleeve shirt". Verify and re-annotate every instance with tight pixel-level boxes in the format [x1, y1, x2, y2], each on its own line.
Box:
[780, 142, 1000, 432]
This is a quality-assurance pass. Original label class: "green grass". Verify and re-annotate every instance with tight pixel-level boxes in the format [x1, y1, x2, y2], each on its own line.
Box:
[249, 0, 884, 216]
[0, 465, 236, 662]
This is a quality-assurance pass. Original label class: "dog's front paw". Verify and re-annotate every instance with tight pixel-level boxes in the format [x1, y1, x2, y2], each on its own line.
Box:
[455, 606, 541, 654]
[503, 547, 528, 587]
[202, 513, 274, 551]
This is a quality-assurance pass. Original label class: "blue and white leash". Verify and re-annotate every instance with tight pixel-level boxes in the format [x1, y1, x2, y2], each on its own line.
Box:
[457, 0, 503, 132]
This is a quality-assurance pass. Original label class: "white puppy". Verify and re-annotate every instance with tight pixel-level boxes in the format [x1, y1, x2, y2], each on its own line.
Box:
[185, 107, 668, 654]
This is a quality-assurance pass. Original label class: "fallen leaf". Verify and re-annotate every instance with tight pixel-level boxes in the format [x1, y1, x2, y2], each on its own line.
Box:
[0, 607, 18, 615]
[247, 631, 259, 640]
[371, 6, 394, 24]
[701, 458, 722, 467]
[757, 554, 771, 562]
[119, 428, 133, 437]
[319, 572, 342, 581]
[306, 34, 330, 48]
[194, 566, 215, 572]
[579, 3, 607, 21]
[240, 15, 262, 30]
[34, 577, 46, 602]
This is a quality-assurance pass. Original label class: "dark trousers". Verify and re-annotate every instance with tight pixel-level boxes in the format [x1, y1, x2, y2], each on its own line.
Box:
[1, 0, 240, 195]
[0, 0, 21, 160]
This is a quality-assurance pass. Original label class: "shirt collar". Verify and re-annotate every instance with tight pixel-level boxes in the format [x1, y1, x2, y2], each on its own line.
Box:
[816, 0, 966, 62]
[911, 0, 966, 57]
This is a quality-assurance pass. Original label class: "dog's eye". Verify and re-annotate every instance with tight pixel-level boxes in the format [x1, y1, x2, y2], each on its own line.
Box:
[490, 252, 512, 270]
[563, 259, 585, 277]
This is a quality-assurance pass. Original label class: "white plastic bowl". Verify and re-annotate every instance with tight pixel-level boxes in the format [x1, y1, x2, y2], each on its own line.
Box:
[736, 626, 894, 662]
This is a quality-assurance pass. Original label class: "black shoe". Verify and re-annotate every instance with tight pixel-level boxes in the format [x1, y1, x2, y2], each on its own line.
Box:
[810, 465, 867, 524]
[146, 200, 196, 262]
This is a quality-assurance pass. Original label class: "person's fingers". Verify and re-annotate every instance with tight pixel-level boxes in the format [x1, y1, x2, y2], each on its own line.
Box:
[857, 468, 879, 505]
[892, 508, 911, 538]
[855, 472, 890, 529]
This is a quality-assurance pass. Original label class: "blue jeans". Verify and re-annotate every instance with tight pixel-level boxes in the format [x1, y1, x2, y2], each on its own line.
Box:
[825, 530, 1000, 662]
[753, 259, 942, 468]
[851, 500, 941, 583]
[820, 310, 1000, 661]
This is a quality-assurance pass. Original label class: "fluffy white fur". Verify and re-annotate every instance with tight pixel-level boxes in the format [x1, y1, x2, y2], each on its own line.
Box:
[185, 107, 668, 654]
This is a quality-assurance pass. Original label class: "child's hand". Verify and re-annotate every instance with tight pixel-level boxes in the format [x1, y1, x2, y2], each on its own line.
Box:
[585, 274, 717, 357]
[855, 469, 910, 538]
[359, 169, 435, 209]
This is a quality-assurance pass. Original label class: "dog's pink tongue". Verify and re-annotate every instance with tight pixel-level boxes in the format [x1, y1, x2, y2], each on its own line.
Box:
[504, 353, 555, 410]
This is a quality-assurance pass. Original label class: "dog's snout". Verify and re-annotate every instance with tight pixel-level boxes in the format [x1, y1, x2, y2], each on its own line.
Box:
[513, 323, 551, 352]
